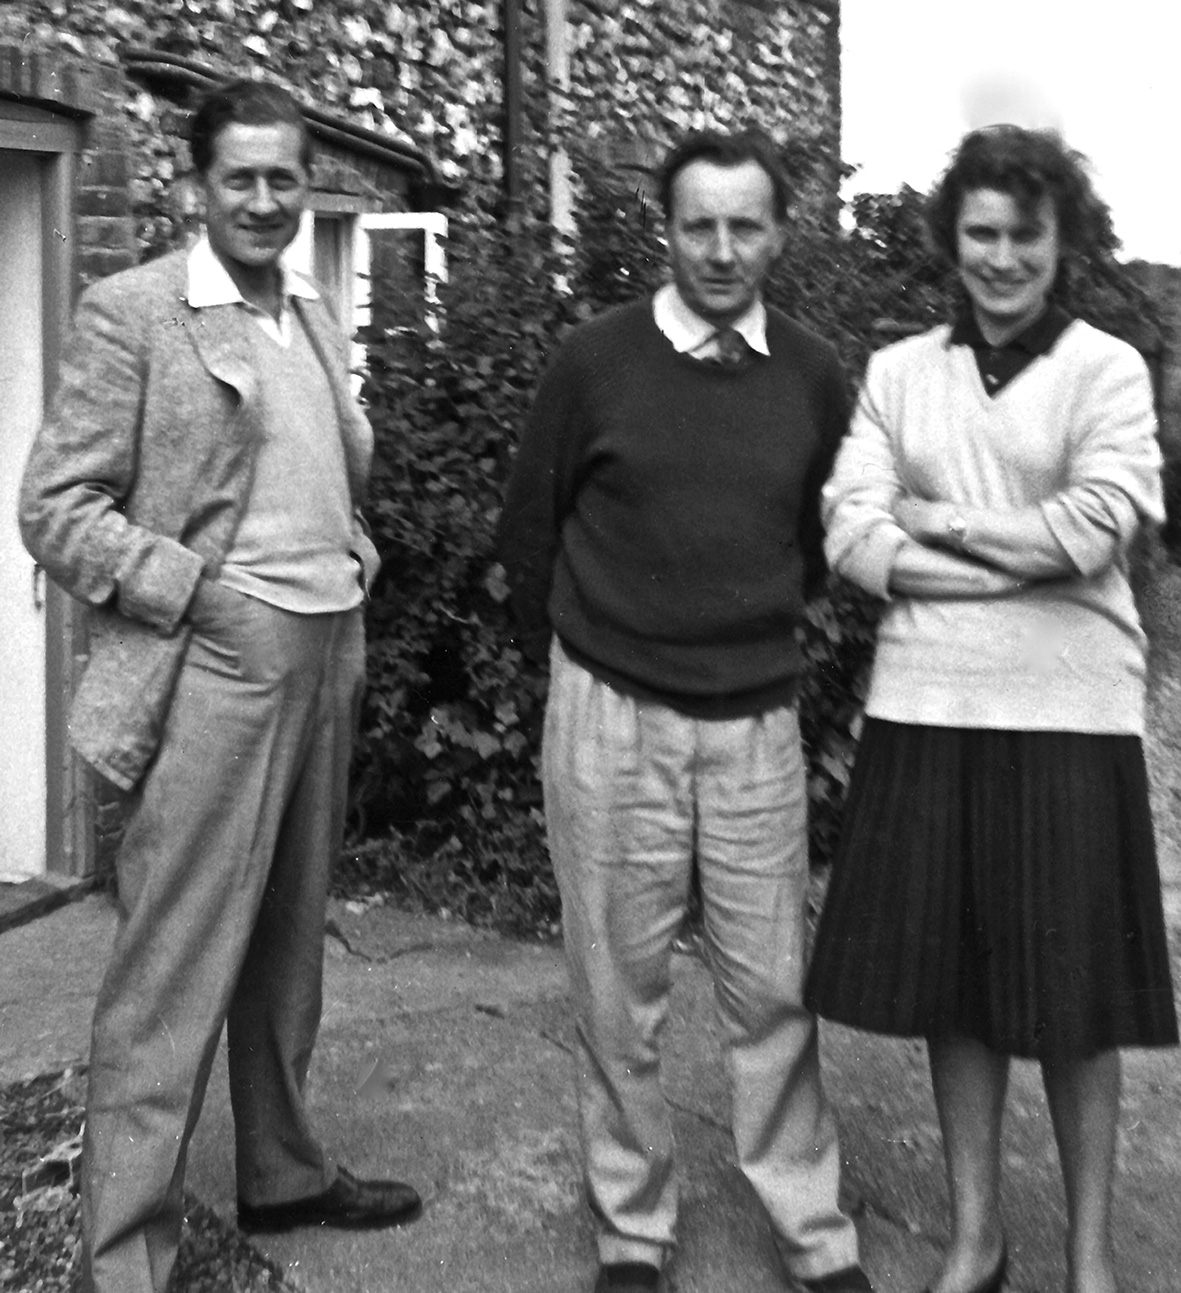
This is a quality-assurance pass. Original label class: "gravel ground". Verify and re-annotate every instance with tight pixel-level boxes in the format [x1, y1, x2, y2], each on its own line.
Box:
[0, 1070, 294, 1293]
[5, 548, 1178, 1293]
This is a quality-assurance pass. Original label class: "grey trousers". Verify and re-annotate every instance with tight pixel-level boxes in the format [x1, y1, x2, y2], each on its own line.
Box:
[543, 640, 859, 1280]
[81, 589, 366, 1293]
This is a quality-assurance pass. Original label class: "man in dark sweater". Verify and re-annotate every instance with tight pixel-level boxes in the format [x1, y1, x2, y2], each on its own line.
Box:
[498, 132, 870, 1293]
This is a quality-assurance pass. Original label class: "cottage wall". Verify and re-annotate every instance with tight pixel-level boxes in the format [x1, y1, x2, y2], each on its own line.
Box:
[0, 1, 842, 260]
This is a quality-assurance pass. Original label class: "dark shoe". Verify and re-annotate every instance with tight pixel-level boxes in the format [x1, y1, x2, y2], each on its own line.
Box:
[801, 1266, 874, 1293]
[237, 1166, 422, 1233]
[593, 1261, 661, 1292]
[921, 1244, 1007, 1293]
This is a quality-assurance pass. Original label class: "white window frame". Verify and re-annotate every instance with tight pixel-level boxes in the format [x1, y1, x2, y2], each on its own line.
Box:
[288, 209, 360, 317]
[354, 211, 449, 340]
[289, 209, 448, 393]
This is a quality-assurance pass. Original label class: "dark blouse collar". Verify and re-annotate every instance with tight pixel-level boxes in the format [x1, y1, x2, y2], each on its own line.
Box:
[949, 303, 1073, 355]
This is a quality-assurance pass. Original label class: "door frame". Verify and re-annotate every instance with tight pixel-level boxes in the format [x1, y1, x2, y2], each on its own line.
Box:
[2, 104, 91, 877]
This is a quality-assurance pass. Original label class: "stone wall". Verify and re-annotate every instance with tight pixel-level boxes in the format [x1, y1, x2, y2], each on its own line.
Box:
[0, 1, 843, 259]
[1, 44, 420, 281]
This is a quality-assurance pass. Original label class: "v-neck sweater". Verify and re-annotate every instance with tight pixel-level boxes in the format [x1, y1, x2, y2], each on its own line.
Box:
[823, 320, 1163, 734]
[498, 297, 848, 715]
[949, 302, 1072, 396]
[218, 314, 361, 612]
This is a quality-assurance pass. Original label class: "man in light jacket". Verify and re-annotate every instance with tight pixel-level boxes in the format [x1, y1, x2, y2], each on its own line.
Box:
[20, 78, 419, 1293]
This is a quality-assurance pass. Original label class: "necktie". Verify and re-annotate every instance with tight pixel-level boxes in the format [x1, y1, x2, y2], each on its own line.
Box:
[712, 327, 748, 368]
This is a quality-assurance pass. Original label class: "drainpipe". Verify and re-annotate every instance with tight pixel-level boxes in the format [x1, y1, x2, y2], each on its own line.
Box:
[503, 0, 523, 225]
[545, 0, 574, 240]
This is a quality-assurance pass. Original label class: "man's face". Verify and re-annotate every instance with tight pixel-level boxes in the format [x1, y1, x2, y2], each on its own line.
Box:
[199, 121, 309, 283]
[666, 158, 786, 327]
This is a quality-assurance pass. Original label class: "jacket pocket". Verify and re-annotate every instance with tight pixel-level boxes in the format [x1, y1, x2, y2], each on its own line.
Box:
[69, 608, 191, 791]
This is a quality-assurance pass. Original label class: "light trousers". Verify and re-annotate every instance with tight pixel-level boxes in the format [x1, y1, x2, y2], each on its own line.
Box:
[543, 641, 858, 1279]
[81, 589, 365, 1293]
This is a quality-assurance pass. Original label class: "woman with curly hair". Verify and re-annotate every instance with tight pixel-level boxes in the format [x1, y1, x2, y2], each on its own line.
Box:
[805, 125, 1177, 1293]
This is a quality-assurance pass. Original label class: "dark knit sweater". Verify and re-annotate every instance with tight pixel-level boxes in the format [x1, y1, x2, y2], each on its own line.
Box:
[497, 297, 849, 717]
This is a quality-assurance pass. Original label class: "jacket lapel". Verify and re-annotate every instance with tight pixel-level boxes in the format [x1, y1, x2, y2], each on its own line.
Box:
[293, 294, 349, 410]
[183, 303, 260, 408]
[293, 295, 372, 499]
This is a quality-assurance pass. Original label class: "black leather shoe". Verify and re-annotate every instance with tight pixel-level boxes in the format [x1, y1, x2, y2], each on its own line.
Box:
[593, 1261, 661, 1292]
[237, 1165, 422, 1233]
[801, 1266, 874, 1293]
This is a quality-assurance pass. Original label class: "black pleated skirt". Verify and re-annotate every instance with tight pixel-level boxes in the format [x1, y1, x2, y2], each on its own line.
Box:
[805, 719, 1179, 1058]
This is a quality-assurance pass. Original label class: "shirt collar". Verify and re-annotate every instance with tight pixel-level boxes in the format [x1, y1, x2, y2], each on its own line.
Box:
[185, 233, 319, 310]
[949, 302, 1072, 356]
[652, 282, 770, 356]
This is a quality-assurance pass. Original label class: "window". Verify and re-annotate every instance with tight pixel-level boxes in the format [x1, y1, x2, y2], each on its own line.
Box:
[354, 212, 448, 337]
[291, 209, 448, 390]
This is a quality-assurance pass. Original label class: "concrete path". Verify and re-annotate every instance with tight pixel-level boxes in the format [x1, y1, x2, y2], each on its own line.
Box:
[3, 892, 1180, 1292]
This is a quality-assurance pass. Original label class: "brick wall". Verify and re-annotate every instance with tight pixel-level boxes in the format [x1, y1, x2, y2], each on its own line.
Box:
[0, 48, 138, 280]
[75, 134, 138, 282]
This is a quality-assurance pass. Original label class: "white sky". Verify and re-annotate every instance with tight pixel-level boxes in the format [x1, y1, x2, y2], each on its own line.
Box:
[840, 0, 1181, 264]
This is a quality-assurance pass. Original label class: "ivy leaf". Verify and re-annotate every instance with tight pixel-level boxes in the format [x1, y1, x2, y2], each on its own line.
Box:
[483, 563, 510, 605]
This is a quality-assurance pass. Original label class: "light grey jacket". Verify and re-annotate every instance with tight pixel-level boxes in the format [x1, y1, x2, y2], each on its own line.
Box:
[19, 248, 380, 790]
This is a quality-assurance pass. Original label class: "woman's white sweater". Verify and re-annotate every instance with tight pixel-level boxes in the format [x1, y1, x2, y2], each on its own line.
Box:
[824, 320, 1164, 734]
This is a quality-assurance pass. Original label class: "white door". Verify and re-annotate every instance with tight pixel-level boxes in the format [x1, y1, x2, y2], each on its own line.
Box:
[0, 150, 48, 879]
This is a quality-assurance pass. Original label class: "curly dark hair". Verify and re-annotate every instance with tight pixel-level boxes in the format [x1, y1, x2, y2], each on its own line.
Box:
[189, 78, 312, 176]
[926, 125, 1118, 297]
[658, 128, 791, 222]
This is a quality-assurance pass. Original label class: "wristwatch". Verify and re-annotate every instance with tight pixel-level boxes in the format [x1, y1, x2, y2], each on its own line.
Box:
[945, 509, 970, 551]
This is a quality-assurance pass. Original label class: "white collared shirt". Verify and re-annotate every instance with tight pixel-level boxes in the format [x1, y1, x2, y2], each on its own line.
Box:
[651, 282, 770, 359]
[185, 234, 319, 347]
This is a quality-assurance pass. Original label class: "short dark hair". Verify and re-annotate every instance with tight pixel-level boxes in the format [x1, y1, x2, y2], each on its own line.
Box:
[189, 78, 313, 176]
[926, 125, 1117, 294]
[658, 129, 791, 222]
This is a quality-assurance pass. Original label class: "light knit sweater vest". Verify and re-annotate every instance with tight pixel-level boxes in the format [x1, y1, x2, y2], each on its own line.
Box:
[219, 313, 361, 614]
